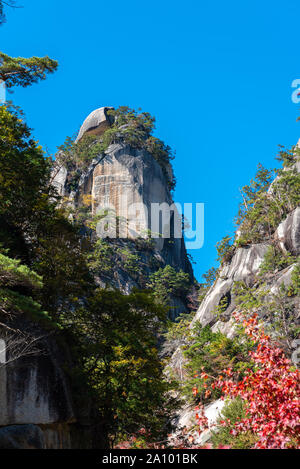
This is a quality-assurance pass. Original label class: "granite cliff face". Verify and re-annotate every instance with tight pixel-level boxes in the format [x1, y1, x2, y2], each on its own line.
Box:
[2, 106, 298, 449]
[193, 173, 300, 336]
[192, 243, 270, 328]
[53, 107, 193, 309]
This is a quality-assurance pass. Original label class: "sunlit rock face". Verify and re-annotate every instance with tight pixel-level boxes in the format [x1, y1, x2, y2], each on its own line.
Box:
[91, 143, 172, 239]
[53, 109, 193, 280]
[192, 243, 270, 327]
[75, 107, 114, 143]
[192, 225, 300, 332]
[275, 207, 300, 256]
[170, 399, 225, 447]
[0, 329, 106, 449]
[192, 145, 300, 332]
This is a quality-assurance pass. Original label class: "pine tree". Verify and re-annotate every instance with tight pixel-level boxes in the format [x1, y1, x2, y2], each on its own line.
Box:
[0, 52, 58, 89]
[0, 2, 58, 89]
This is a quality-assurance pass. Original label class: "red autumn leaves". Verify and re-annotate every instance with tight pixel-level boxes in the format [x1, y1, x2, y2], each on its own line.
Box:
[193, 313, 300, 449]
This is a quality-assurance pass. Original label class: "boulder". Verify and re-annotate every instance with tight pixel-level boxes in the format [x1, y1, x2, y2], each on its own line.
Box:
[270, 264, 296, 295]
[171, 399, 225, 447]
[75, 107, 114, 143]
[275, 207, 300, 255]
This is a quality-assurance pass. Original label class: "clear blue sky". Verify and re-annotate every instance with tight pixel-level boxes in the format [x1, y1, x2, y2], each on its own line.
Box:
[2, 0, 300, 280]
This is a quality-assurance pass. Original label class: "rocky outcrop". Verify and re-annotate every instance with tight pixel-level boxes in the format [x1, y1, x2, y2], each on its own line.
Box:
[275, 207, 300, 256]
[76, 107, 114, 143]
[53, 109, 193, 293]
[0, 329, 106, 449]
[192, 243, 269, 327]
[170, 155, 300, 442]
[193, 155, 300, 331]
[1, 106, 194, 449]
[171, 399, 225, 447]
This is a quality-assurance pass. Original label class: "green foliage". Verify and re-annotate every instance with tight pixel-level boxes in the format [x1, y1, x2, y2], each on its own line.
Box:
[236, 164, 274, 227]
[276, 145, 300, 168]
[0, 0, 56, 86]
[88, 238, 149, 284]
[214, 294, 231, 318]
[56, 106, 176, 191]
[147, 265, 191, 309]
[271, 166, 300, 213]
[259, 245, 296, 275]
[133, 230, 156, 252]
[0, 52, 58, 89]
[0, 252, 42, 289]
[0, 287, 52, 324]
[0, 106, 92, 314]
[216, 235, 234, 265]
[0, 252, 55, 327]
[116, 247, 140, 277]
[0, 105, 53, 252]
[164, 311, 194, 343]
[233, 281, 268, 313]
[32, 212, 92, 313]
[233, 280, 299, 351]
[236, 157, 300, 244]
[88, 239, 115, 275]
[180, 322, 251, 403]
[62, 288, 175, 445]
[202, 266, 218, 286]
[57, 134, 104, 174]
[211, 398, 257, 449]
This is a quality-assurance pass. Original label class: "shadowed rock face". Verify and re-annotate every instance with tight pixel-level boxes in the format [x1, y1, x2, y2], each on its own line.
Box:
[0, 354, 74, 426]
[193, 152, 300, 331]
[170, 156, 300, 437]
[0, 334, 77, 449]
[0, 424, 45, 449]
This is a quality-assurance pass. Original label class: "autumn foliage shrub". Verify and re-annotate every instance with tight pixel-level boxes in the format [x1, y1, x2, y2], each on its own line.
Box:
[196, 314, 300, 449]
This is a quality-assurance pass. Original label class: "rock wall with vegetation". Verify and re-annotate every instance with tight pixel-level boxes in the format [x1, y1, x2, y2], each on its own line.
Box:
[1, 0, 299, 451]
[53, 106, 194, 317]
[166, 146, 300, 448]
[0, 103, 196, 448]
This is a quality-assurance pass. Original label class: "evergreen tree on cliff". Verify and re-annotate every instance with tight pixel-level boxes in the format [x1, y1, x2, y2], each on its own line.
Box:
[0, 1, 57, 88]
